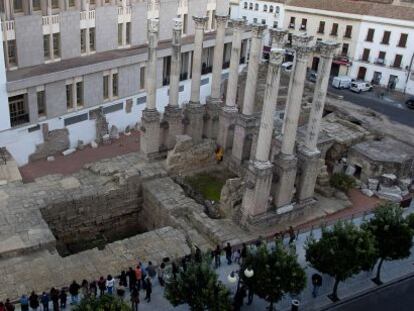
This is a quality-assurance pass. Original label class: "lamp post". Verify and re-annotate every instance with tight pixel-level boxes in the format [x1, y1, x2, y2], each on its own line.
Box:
[228, 268, 255, 303]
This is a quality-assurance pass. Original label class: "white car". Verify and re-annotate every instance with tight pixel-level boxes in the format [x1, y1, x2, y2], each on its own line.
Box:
[350, 81, 373, 93]
[282, 61, 293, 72]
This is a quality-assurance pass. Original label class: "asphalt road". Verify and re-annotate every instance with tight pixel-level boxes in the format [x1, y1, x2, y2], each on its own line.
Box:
[327, 86, 414, 127]
[325, 274, 414, 311]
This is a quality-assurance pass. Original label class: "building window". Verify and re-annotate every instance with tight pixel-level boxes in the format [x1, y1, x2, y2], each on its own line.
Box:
[377, 51, 386, 65]
[330, 23, 338, 36]
[7, 40, 17, 66]
[393, 54, 403, 68]
[182, 14, 188, 35]
[261, 19, 266, 25]
[43, 35, 50, 59]
[289, 16, 295, 29]
[76, 81, 83, 107]
[89, 28, 96, 51]
[253, 17, 257, 24]
[341, 43, 349, 56]
[52, 0, 59, 9]
[140, 66, 146, 89]
[112, 73, 118, 97]
[254, 3, 259, 11]
[317, 21, 325, 34]
[9, 94, 29, 127]
[344, 25, 352, 38]
[126, 22, 131, 45]
[69, 0, 75, 7]
[66, 84, 73, 109]
[180, 52, 189, 81]
[269, 5, 274, 13]
[52, 33, 60, 58]
[249, 3, 253, 10]
[243, 2, 247, 9]
[81, 29, 86, 54]
[33, 0, 41, 10]
[366, 28, 375, 42]
[103, 70, 118, 100]
[263, 5, 267, 12]
[14, 0, 23, 12]
[118, 24, 123, 46]
[37, 90, 46, 118]
[276, 6, 280, 13]
[398, 33, 408, 48]
[300, 18, 307, 31]
[162, 56, 171, 85]
[273, 21, 278, 28]
[381, 31, 391, 45]
[362, 48, 370, 62]
[103, 75, 109, 99]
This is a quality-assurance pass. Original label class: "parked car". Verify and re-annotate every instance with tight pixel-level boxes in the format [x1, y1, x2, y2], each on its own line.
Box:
[350, 81, 373, 93]
[332, 76, 352, 89]
[406, 97, 414, 109]
[282, 61, 293, 72]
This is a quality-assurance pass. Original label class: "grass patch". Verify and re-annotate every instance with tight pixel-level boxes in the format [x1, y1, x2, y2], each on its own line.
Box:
[185, 171, 235, 202]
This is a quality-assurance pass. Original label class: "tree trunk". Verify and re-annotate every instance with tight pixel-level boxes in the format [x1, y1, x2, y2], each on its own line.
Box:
[332, 278, 340, 301]
[374, 258, 385, 284]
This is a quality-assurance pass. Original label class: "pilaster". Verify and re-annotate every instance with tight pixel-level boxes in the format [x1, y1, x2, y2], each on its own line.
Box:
[184, 102, 205, 144]
[273, 153, 298, 208]
[163, 105, 183, 150]
[217, 105, 238, 150]
[297, 148, 321, 202]
[204, 96, 222, 140]
[231, 114, 258, 166]
[140, 108, 161, 160]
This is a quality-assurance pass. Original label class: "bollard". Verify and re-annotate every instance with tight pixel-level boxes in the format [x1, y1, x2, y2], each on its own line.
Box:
[291, 299, 300, 311]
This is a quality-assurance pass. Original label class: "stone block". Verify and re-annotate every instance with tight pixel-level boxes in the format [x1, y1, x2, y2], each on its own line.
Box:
[29, 129, 70, 162]
[361, 188, 374, 197]
[62, 148, 76, 156]
[91, 141, 98, 149]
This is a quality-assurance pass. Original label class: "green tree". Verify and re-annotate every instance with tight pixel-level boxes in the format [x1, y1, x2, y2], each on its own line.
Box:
[73, 294, 131, 311]
[407, 213, 414, 231]
[362, 203, 413, 284]
[241, 243, 306, 311]
[164, 256, 232, 311]
[330, 173, 356, 192]
[305, 221, 377, 301]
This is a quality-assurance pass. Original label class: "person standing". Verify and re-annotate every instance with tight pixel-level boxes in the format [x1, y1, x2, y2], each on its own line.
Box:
[130, 287, 140, 311]
[106, 275, 115, 295]
[5, 299, 14, 311]
[81, 280, 90, 299]
[157, 263, 165, 287]
[89, 281, 97, 298]
[240, 243, 247, 264]
[144, 278, 152, 303]
[50, 288, 59, 311]
[171, 262, 179, 280]
[0, 301, 6, 311]
[214, 245, 221, 268]
[127, 267, 136, 291]
[40, 292, 49, 311]
[20, 295, 29, 311]
[134, 265, 142, 291]
[119, 271, 127, 288]
[311, 273, 323, 298]
[58, 289, 66, 310]
[98, 277, 106, 296]
[233, 249, 241, 264]
[224, 243, 232, 265]
[288, 226, 296, 244]
[29, 291, 39, 311]
[68, 281, 80, 305]
[145, 262, 156, 279]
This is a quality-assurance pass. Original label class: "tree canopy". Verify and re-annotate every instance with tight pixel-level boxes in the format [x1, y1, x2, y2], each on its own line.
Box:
[73, 294, 131, 311]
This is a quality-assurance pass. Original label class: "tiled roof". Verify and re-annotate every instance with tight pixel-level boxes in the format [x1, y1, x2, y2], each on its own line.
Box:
[286, 0, 414, 21]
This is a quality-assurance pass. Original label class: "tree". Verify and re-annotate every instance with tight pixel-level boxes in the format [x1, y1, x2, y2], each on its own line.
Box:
[73, 294, 131, 311]
[305, 221, 377, 301]
[164, 255, 232, 311]
[240, 243, 306, 311]
[362, 203, 413, 284]
[330, 173, 356, 192]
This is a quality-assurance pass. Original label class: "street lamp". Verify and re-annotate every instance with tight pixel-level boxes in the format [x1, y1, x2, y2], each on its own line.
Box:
[228, 268, 255, 301]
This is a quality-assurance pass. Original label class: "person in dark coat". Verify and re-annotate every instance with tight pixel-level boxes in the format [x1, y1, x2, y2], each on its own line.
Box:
[224, 242, 232, 265]
[130, 287, 140, 311]
[127, 267, 136, 291]
[58, 290, 66, 310]
[312, 273, 323, 297]
[240, 243, 247, 264]
[40, 292, 49, 311]
[144, 277, 152, 303]
[29, 291, 39, 311]
[0, 301, 6, 311]
[171, 262, 179, 280]
[5, 299, 14, 311]
[97, 277, 106, 297]
[213, 245, 221, 268]
[20, 295, 29, 311]
[50, 288, 59, 311]
[68, 281, 80, 305]
[119, 271, 127, 287]
[89, 281, 97, 298]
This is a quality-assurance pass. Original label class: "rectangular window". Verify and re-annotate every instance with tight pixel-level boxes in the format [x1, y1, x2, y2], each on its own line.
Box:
[273, 21, 278, 28]
[7, 40, 17, 66]
[80, 29, 86, 54]
[112, 73, 118, 97]
[289, 16, 295, 29]
[366, 28, 375, 42]
[126, 22, 131, 45]
[377, 51, 386, 65]
[162, 56, 171, 86]
[9, 94, 29, 127]
[341, 43, 349, 56]
[66, 84, 73, 109]
[52, 0, 59, 9]
[33, 0, 41, 10]
[344, 25, 352, 38]
[103, 75, 109, 99]
[398, 33, 408, 48]
[183, 14, 188, 35]
[300, 18, 307, 30]
[140, 66, 145, 90]
[253, 18, 257, 24]
[317, 21, 325, 34]
[37, 91, 46, 117]
[261, 19, 266, 25]
[44, 35, 50, 59]
[76, 81, 83, 107]
[393, 54, 403, 68]
[89, 28, 95, 51]
[381, 31, 391, 45]
[14, 0, 23, 12]
[118, 24, 123, 46]
[69, 0, 75, 7]
[211, 10, 216, 29]
[362, 48, 370, 61]
[330, 23, 338, 36]
[52, 33, 60, 58]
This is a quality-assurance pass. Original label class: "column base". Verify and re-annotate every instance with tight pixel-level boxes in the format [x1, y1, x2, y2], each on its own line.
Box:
[217, 105, 238, 151]
[162, 105, 183, 150]
[140, 108, 161, 161]
[231, 113, 258, 166]
[240, 160, 273, 225]
[204, 97, 223, 140]
[184, 101, 205, 144]
[297, 147, 321, 203]
[273, 153, 298, 208]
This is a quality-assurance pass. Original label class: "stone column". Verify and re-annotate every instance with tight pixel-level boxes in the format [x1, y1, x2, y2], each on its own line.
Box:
[268, 28, 288, 49]
[163, 18, 183, 150]
[140, 19, 161, 160]
[204, 14, 228, 140]
[273, 34, 314, 208]
[185, 16, 208, 144]
[297, 41, 339, 202]
[217, 19, 246, 151]
[240, 48, 284, 224]
[231, 23, 266, 166]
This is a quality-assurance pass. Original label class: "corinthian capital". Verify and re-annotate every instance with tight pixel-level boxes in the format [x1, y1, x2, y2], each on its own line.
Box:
[251, 23, 267, 39]
[269, 28, 288, 47]
[148, 18, 159, 34]
[172, 18, 182, 46]
[215, 14, 229, 27]
[230, 18, 246, 31]
[269, 48, 284, 66]
[317, 40, 340, 58]
[292, 34, 314, 59]
[193, 16, 209, 30]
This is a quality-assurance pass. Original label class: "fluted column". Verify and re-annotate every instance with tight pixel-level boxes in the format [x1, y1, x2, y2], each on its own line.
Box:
[204, 14, 228, 140]
[297, 40, 339, 202]
[268, 28, 288, 49]
[273, 34, 314, 208]
[163, 19, 184, 150]
[240, 49, 284, 223]
[217, 19, 246, 150]
[231, 23, 265, 165]
[140, 19, 161, 160]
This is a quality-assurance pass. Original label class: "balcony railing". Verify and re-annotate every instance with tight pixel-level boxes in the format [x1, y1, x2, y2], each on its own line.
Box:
[80, 10, 96, 20]
[118, 6, 132, 16]
[42, 14, 60, 26]
[1, 20, 14, 32]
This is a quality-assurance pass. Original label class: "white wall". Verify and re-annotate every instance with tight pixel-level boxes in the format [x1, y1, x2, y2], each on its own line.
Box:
[0, 34, 11, 132]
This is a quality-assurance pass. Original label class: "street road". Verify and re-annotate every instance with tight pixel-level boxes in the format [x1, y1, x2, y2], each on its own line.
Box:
[325, 273, 414, 311]
[328, 86, 414, 127]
